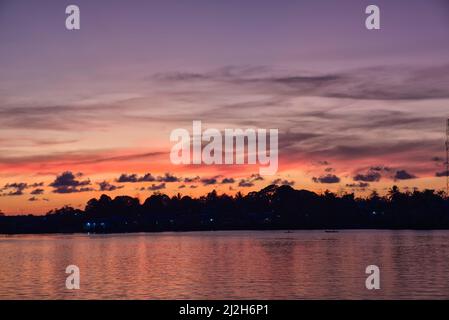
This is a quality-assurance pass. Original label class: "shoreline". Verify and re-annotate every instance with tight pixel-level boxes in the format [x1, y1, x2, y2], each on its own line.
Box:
[2, 227, 449, 237]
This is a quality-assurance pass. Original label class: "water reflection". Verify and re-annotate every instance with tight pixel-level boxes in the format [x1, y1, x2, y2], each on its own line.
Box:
[0, 230, 448, 299]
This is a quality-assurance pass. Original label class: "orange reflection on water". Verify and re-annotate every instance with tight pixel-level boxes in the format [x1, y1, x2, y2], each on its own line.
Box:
[0, 230, 449, 299]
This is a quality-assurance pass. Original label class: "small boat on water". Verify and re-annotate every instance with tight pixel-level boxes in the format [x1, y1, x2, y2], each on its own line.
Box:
[325, 230, 339, 233]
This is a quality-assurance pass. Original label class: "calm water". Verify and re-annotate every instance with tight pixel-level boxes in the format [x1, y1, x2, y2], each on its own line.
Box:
[0, 230, 448, 299]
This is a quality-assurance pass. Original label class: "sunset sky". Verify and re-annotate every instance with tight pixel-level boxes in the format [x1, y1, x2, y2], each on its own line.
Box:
[1, 0, 449, 214]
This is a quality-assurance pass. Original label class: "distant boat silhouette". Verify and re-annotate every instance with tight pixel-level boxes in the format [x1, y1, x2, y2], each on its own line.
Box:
[325, 230, 339, 233]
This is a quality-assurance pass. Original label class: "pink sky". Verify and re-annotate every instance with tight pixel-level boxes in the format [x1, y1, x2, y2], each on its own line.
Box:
[0, 0, 449, 214]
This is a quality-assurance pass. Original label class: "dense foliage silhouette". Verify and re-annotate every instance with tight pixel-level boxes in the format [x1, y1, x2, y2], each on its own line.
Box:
[0, 185, 448, 234]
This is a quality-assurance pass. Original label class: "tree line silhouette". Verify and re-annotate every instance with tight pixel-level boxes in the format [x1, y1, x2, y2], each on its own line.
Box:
[0, 184, 448, 234]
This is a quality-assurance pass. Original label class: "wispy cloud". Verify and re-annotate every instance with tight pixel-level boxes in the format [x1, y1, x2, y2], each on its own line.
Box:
[154, 64, 449, 101]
